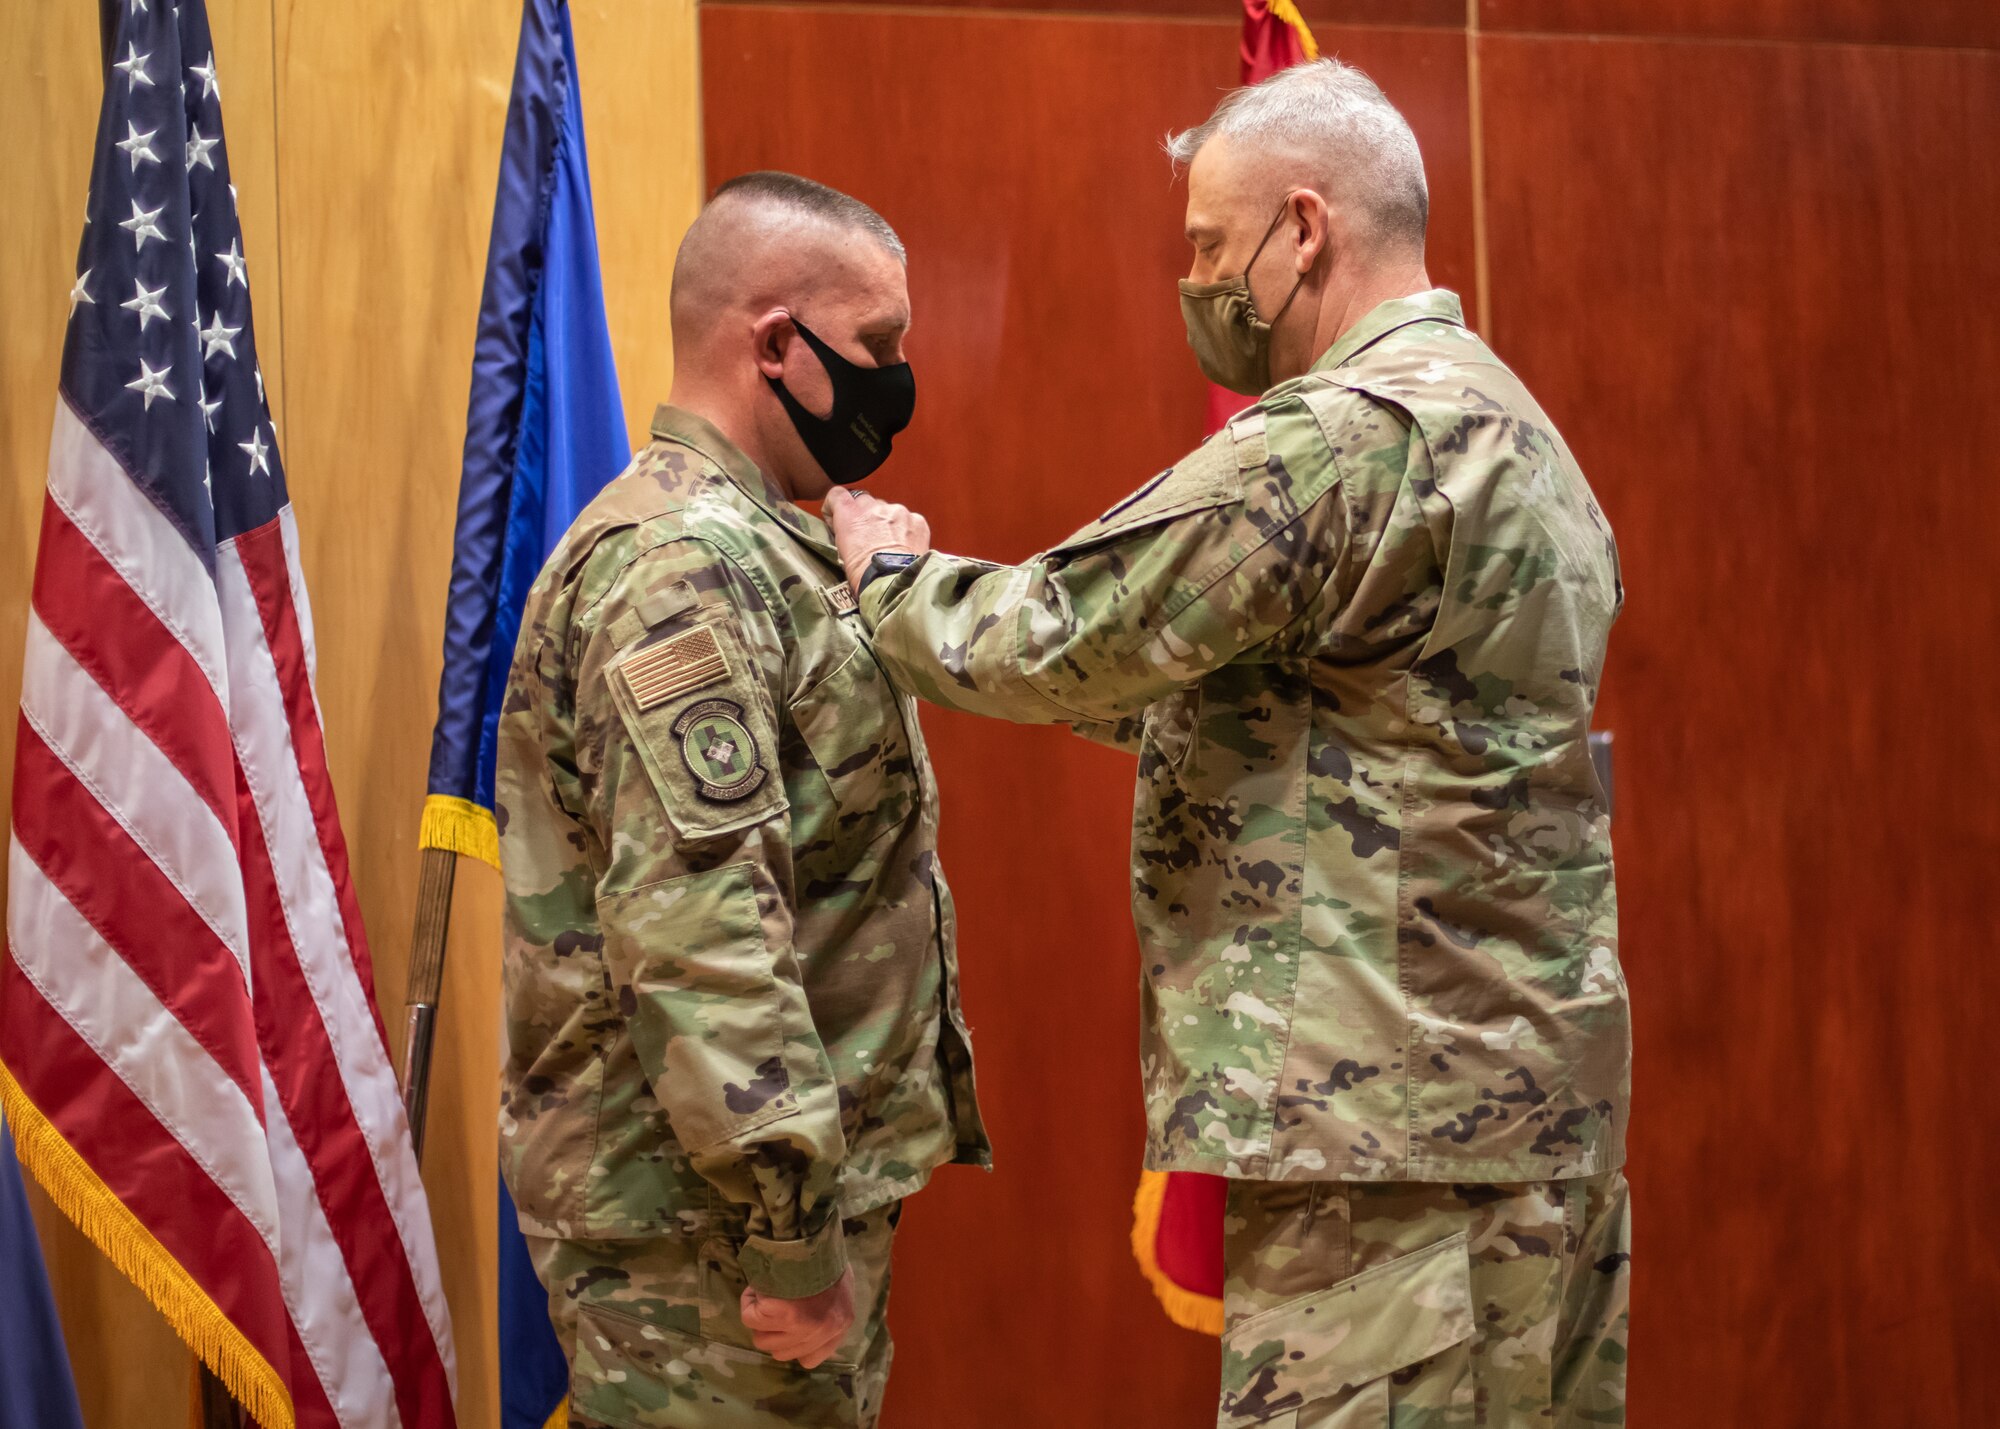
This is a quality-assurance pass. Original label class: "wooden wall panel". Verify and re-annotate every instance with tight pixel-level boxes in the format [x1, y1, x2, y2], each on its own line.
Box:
[268, 2, 702, 1424]
[1479, 0, 2000, 50]
[1481, 34, 2000, 1425]
[714, 0, 1467, 26]
[702, 6, 1474, 1425]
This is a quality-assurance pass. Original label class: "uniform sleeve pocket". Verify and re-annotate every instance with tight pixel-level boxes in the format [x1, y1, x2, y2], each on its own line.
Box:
[608, 614, 789, 843]
[1218, 1233, 1475, 1428]
[570, 1301, 862, 1429]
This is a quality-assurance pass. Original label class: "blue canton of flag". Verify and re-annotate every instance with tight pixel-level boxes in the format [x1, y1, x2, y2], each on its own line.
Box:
[68, 0, 286, 547]
[420, 0, 629, 873]
[418, 3, 628, 1426]
[0, 1108, 84, 1429]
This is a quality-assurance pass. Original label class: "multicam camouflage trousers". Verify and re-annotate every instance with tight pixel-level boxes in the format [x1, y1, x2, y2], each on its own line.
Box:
[528, 1202, 900, 1429]
[1218, 1173, 1630, 1428]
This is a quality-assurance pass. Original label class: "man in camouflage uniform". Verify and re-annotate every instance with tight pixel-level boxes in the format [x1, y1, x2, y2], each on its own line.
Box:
[829, 61, 1631, 1425]
[496, 173, 987, 1428]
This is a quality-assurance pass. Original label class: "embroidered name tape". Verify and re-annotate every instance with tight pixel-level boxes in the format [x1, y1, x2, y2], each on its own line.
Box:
[619, 626, 727, 710]
[822, 581, 858, 617]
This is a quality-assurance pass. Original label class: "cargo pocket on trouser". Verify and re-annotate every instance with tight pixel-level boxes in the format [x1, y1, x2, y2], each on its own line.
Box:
[1218, 1233, 1476, 1429]
[570, 1299, 865, 1429]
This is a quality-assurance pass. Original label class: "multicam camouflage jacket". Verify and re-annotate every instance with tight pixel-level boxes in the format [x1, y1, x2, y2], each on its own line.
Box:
[497, 405, 988, 1297]
[862, 291, 1628, 1183]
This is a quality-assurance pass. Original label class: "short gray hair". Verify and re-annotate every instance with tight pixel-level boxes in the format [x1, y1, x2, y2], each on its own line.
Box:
[1165, 59, 1429, 250]
[709, 170, 906, 263]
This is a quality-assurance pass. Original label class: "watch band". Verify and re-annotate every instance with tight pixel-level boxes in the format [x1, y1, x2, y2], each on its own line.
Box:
[858, 551, 920, 598]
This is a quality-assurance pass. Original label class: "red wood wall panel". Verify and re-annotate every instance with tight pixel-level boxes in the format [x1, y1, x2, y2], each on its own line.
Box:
[701, 6, 1474, 1425]
[1481, 34, 2000, 1425]
[714, 0, 1466, 29]
[1480, 0, 2000, 50]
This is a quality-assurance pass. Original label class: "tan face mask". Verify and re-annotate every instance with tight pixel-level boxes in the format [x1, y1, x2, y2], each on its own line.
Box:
[1178, 200, 1308, 395]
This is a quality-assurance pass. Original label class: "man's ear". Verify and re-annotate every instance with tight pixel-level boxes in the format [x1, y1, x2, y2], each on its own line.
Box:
[1290, 190, 1332, 275]
[751, 310, 792, 380]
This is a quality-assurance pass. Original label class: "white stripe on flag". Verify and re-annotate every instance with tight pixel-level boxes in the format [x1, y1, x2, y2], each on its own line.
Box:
[45, 398, 231, 716]
[19, 613, 251, 982]
[5, 837, 281, 1253]
[215, 538, 457, 1384]
[260, 1065, 404, 1429]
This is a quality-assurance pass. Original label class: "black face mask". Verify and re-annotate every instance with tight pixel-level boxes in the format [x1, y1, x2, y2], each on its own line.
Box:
[766, 316, 916, 486]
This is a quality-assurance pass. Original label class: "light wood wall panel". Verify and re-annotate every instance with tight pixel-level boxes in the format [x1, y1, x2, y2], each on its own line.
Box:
[266, 1, 702, 1425]
[1, 0, 701, 1424]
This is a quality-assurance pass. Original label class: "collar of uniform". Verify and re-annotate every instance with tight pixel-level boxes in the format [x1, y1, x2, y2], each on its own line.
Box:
[1309, 288, 1466, 374]
[647, 403, 839, 559]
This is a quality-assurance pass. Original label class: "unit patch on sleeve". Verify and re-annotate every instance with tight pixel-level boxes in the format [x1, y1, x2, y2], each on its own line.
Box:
[672, 698, 767, 801]
[618, 625, 728, 710]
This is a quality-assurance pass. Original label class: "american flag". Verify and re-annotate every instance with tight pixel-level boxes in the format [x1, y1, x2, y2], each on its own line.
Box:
[0, 3, 456, 1426]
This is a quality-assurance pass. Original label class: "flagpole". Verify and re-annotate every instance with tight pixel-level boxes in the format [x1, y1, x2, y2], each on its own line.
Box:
[399, 847, 460, 1160]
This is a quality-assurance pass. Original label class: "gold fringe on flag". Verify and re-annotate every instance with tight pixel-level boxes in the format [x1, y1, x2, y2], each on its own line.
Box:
[1266, 0, 1322, 61]
[0, 1060, 297, 1429]
[545, 1401, 571, 1429]
[419, 792, 501, 870]
[1129, 1169, 1225, 1336]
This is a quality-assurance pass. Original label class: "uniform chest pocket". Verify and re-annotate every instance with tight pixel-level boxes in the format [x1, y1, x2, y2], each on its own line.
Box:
[789, 644, 920, 863]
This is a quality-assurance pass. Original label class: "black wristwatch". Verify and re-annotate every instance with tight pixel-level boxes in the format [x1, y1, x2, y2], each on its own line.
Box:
[858, 550, 920, 597]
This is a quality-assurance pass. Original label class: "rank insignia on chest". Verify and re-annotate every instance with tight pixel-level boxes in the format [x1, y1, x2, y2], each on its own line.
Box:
[671, 697, 767, 801]
[618, 625, 727, 710]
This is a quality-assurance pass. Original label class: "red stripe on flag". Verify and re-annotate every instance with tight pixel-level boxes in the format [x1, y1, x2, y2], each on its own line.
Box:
[0, 967, 293, 1380]
[234, 522, 384, 1040]
[11, 717, 263, 1110]
[236, 769, 456, 1428]
[30, 494, 238, 839]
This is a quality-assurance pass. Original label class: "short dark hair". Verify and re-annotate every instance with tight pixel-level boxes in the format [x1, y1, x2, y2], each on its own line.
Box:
[709, 171, 906, 262]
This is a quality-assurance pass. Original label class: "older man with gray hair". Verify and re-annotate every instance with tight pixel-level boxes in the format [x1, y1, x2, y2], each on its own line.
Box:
[828, 59, 1631, 1424]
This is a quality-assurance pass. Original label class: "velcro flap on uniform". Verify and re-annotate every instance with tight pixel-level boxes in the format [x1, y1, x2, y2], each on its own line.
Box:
[617, 625, 729, 710]
[1219, 1233, 1474, 1426]
[1051, 434, 1244, 556]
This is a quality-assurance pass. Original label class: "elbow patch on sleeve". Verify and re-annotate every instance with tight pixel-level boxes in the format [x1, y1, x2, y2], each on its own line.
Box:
[608, 597, 789, 842]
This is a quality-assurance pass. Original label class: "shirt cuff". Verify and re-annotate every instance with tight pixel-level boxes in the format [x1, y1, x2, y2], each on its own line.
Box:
[857, 551, 927, 629]
[740, 1214, 848, 1299]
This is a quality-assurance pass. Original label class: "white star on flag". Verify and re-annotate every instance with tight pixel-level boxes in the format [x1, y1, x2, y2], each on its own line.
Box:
[216, 238, 248, 288]
[121, 278, 170, 331]
[129, 0, 148, 11]
[68, 269, 94, 317]
[186, 124, 219, 172]
[126, 359, 175, 410]
[119, 199, 167, 251]
[199, 310, 241, 361]
[199, 381, 222, 433]
[116, 120, 160, 172]
[189, 52, 220, 101]
[113, 42, 154, 92]
[240, 425, 271, 477]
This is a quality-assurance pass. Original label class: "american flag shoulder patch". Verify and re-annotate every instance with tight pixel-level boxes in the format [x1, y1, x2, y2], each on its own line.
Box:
[619, 626, 729, 710]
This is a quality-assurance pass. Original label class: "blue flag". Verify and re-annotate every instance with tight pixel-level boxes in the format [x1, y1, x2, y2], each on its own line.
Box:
[423, 0, 629, 871]
[422, 3, 627, 1426]
[0, 1109, 85, 1429]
